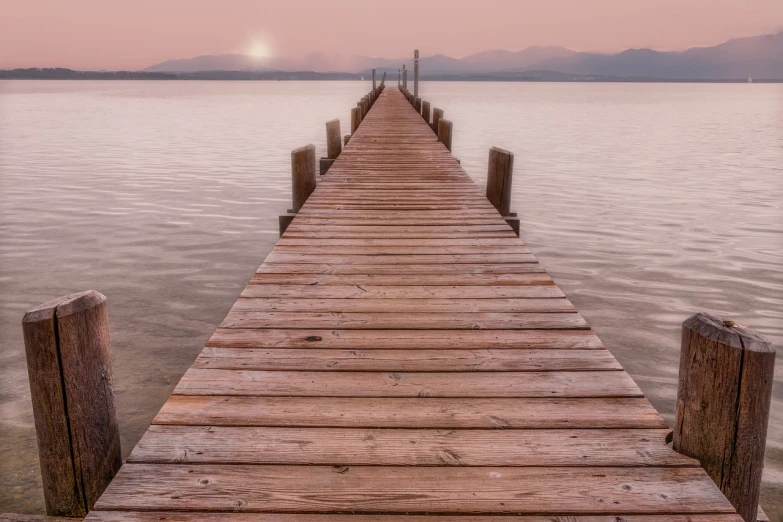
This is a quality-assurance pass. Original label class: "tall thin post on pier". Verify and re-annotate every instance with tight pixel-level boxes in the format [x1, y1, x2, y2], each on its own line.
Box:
[402, 65, 407, 89]
[291, 144, 316, 213]
[351, 107, 360, 134]
[23, 290, 122, 517]
[422, 100, 431, 124]
[486, 147, 514, 216]
[413, 49, 420, 98]
[372, 69, 377, 90]
[326, 120, 341, 160]
[438, 119, 453, 152]
[432, 107, 444, 134]
[397, 69, 401, 87]
[674, 313, 775, 522]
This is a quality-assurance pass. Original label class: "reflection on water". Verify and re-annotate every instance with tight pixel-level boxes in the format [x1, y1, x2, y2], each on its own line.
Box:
[1, 81, 781, 517]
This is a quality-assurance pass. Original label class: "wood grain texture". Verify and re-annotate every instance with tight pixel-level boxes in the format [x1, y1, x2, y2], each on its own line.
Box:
[128, 426, 693, 467]
[84, 514, 744, 522]
[674, 313, 775, 522]
[205, 328, 605, 349]
[23, 291, 122, 516]
[220, 311, 589, 330]
[486, 146, 514, 216]
[94, 464, 735, 514]
[240, 284, 565, 299]
[193, 348, 621, 371]
[230, 297, 575, 313]
[153, 396, 669, 429]
[291, 144, 316, 213]
[173, 368, 640, 398]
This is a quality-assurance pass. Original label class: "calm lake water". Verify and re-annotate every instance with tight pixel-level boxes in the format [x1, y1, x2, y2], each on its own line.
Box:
[1, 81, 781, 518]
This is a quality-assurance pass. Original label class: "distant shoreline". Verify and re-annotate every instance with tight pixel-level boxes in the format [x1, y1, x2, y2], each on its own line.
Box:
[1, 68, 781, 83]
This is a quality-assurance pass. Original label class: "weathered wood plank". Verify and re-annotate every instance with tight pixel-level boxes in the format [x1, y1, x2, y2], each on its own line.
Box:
[193, 348, 621, 371]
[128, 426, 693, 467]
[94, 464, 735, 514]
[254, 263, 547, 274]
[230, 297, 575, 313]
[173, 369, 640, 397]
[154, 396, 669, 429]
[263, 253, 538, 265]
[277, 238, 525, 246]
[220, 311, 589, 330]
[240, 284, 565, 299]
[205, 328, 605, 349]
[84, 513, 745, 522]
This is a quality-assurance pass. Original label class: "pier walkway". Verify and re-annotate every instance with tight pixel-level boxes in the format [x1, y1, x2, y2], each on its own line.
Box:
[86, 88, 741, 520]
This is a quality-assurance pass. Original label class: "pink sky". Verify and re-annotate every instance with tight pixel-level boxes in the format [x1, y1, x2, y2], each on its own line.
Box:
[2, 0, 782, 70]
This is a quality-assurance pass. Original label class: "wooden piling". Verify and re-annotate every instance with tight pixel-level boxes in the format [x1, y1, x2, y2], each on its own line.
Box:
[438, 118, 453, 152]
[344, 134, 351, 146]
[372, 69, 377, 90]
[674, 313, 775, 522]
[291, 144, 316, 213]
[350, 107, 360, 134]
[421, 100, 431, 124]
[326, 119, 341, 160]
[23, 291, 122, 517]
[432, 107, 443, 134]
[414, 97, 422, 114]
[486, 147, 514, 216]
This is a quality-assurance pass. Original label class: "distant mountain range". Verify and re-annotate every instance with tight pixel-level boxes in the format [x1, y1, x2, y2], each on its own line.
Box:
[144, 32, 783, 80]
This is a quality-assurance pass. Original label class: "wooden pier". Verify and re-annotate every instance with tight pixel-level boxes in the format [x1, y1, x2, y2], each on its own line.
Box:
[82, 87, 744, 520]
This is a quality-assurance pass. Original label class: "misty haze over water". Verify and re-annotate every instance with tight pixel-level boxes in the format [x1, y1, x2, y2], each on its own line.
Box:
[0, 80, 781, 518]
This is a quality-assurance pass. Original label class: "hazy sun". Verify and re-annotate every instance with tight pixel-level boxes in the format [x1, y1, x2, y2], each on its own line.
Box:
[247, 39, 271, 58]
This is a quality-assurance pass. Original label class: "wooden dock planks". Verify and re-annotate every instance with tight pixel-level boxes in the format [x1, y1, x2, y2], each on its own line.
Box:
[85, 87, 741, 520]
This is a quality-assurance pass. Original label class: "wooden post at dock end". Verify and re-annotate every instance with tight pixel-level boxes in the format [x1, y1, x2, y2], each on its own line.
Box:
[351, 107, 360, 134]
[291, 144, 316, 213]
[673, 313, 775, 522]
[372, 69, 377, 90]
[432, 107, 443, 134]
[356, 102, 364, 124]
[438, 118, 453, 152]
[344, 134, 351, 146]
[486, 146, 514, 216]
[414, 97, 422, 114]
[326, 119, 342, 160]
[421, 100, 431, 124]
[23, 291, 122, 517]
[380, 71, 387, 87]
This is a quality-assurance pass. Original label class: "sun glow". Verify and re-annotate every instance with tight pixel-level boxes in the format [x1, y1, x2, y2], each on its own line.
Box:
[247, 39, 271, 58]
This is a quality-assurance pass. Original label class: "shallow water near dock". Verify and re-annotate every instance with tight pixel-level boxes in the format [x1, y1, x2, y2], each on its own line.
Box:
[1, 80, 781, 518]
